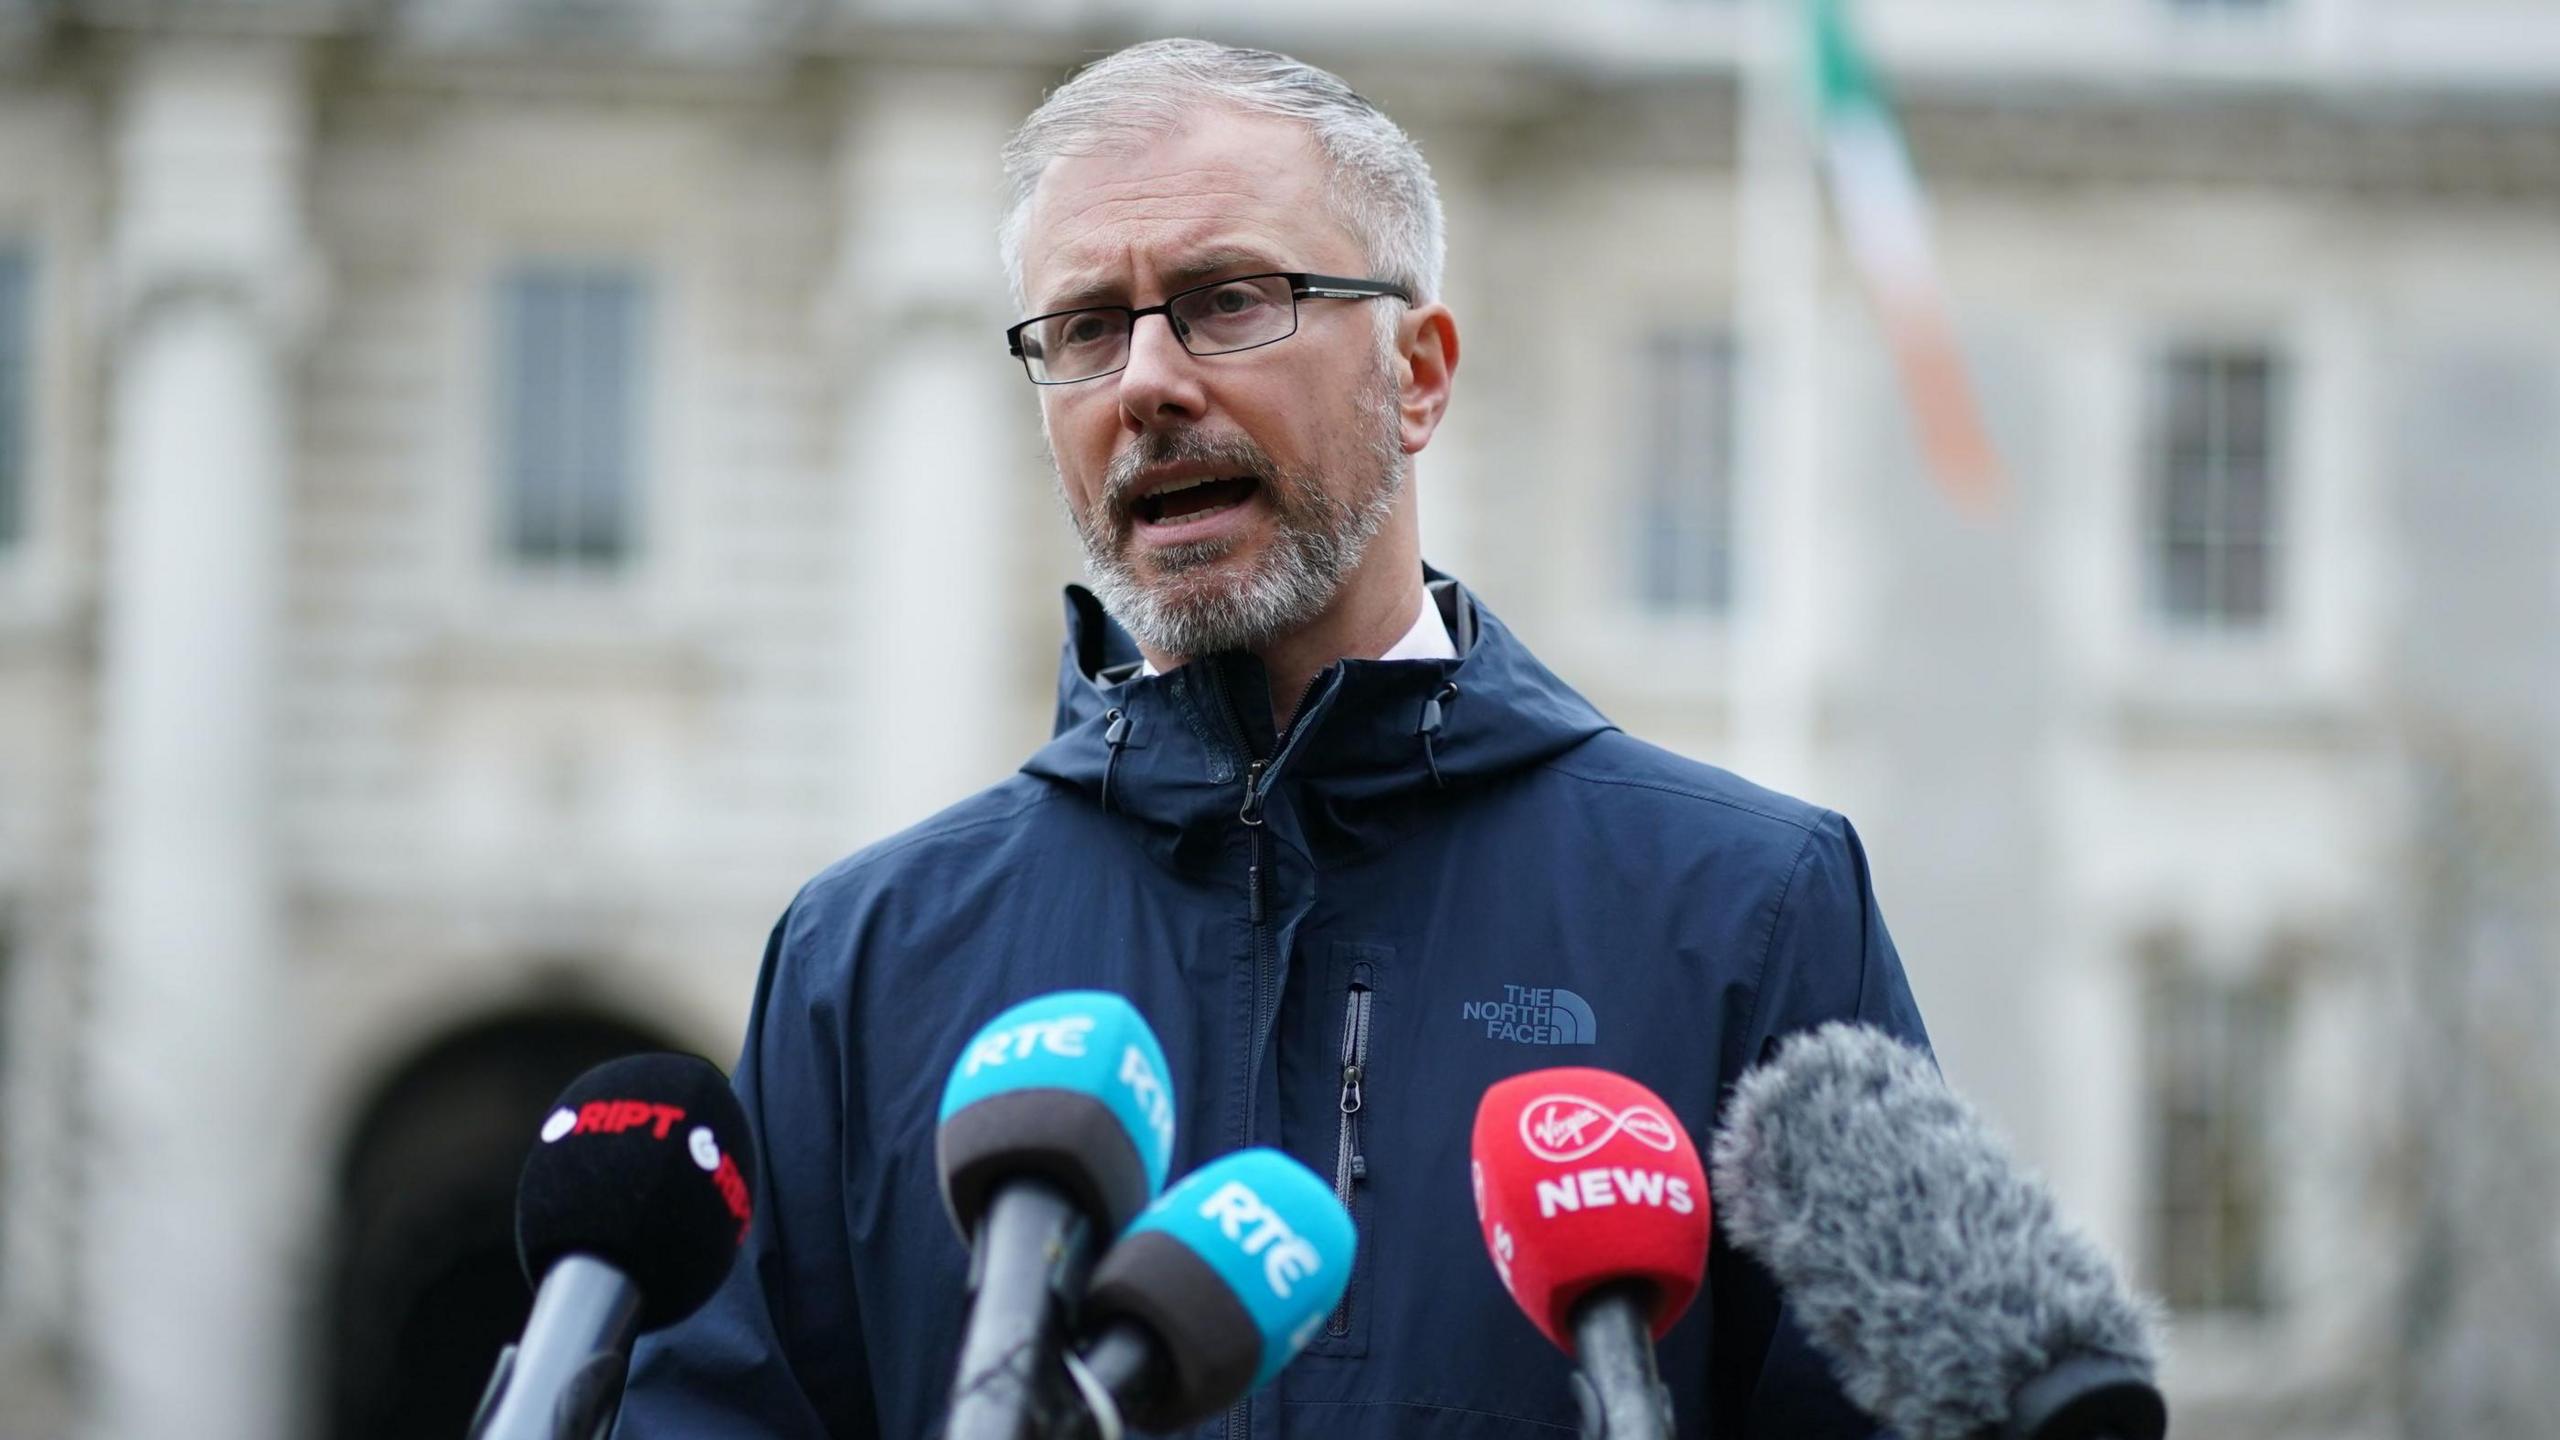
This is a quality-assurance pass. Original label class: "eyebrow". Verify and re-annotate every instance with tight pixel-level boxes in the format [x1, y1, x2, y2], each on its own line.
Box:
[1039, 244, 1293, 313]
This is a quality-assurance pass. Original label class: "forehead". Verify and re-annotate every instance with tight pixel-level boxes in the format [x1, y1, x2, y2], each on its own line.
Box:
[1019, 108, 1362, 308]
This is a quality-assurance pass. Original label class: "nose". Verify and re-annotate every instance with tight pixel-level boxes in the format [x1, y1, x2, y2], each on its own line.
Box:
[1116, 309, 1208, 434]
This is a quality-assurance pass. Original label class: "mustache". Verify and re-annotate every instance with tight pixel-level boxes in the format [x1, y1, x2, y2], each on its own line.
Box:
[1099, 429, 1279, 513]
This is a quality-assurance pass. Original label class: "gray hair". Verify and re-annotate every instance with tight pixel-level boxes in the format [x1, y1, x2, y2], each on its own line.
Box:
[999, 38, 1446, 315]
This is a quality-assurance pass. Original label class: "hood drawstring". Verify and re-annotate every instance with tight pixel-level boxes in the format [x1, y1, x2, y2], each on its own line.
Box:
[1101, 709, 1130, 815]
[1417, 682, 1460, 791]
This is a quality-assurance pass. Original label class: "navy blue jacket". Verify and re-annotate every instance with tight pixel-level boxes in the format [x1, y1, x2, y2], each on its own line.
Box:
[618, 574, 1929, 1438]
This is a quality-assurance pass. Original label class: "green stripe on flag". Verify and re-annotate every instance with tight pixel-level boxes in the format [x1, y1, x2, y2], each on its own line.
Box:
[1808, 0, 1887, 126]
[1797, 0, 2006, 508]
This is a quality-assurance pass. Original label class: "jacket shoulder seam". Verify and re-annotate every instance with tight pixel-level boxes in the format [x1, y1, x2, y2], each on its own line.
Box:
[1739, 824, 1823, 1048]
[817, 786, 1058, 885]
[1540, 761, 1822, 834]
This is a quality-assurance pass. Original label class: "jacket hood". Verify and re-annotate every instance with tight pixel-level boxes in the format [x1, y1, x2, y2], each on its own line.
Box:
[1023, 569, 1617, 869]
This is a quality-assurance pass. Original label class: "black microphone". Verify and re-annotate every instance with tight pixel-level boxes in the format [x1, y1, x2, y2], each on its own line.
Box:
[1708, 1023, 2167, 1440]
[934, 992, 1177, 1440]
[468, 1053, 757, 1440]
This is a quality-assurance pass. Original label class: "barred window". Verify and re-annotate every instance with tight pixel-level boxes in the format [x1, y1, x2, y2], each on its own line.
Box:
[2145, 947, 2288, 1315]
[0, 249, 29, 549]
[2148, 346, 2283, 627]
[495, 263, 647, 569]
[1635, 329, 1738, 615]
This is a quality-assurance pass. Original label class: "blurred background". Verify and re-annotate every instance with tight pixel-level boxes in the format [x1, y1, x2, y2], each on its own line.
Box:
[1, 0, 2556, 1437]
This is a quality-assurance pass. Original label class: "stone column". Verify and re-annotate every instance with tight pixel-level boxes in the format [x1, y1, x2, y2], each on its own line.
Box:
[85, 38, 312, 1440]
[826, 65, 1033, 839]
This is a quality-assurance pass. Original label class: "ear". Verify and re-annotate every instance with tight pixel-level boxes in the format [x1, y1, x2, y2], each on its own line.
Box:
[1393, 302, 1460, 455]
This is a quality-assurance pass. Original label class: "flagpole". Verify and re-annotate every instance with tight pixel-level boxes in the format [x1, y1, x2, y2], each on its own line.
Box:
[1731, 0, 1827, 796]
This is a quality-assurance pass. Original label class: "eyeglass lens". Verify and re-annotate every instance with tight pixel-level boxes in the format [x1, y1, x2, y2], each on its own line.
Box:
[1021, 275, 1299, 383]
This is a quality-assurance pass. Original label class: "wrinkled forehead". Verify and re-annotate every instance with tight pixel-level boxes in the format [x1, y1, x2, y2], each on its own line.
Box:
[1017, 109, 1360, 310]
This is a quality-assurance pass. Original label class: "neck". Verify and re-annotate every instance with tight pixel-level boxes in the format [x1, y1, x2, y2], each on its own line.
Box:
[1135, 527, 1427, 733]
[1253, 564, 1427, 731]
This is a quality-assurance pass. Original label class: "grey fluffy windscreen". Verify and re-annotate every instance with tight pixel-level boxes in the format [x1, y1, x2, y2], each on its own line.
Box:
[1708, 1023, 2161, 1440]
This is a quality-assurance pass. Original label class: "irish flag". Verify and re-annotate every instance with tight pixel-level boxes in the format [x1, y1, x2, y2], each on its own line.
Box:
[1805, 0, 2002, 508]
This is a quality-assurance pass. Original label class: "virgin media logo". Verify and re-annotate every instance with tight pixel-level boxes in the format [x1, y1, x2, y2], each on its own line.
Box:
[1518, 1095, 1678, 1163]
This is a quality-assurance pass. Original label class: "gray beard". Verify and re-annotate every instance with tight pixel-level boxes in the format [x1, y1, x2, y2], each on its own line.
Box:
[1065, 368, 1406, 661]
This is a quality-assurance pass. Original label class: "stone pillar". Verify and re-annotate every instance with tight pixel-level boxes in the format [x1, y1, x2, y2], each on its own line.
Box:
[827, 66, 1032, 838]
[85, 38, 311, 1440]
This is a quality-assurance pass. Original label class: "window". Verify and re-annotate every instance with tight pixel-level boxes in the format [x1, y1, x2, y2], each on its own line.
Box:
[2147, 345, 2283, 628]
[2144, 949, 2288, 1315]
[495, 263, 648, 569]
[0, 249, 29, 549]
[1635, 329, 1738, 615]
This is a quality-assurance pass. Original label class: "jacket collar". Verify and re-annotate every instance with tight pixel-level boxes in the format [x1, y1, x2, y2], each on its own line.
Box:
[1023, 568, 1616, 869]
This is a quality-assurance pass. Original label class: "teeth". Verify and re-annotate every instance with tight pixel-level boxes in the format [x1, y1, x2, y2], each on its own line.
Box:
[1144, 494, 1248, 526]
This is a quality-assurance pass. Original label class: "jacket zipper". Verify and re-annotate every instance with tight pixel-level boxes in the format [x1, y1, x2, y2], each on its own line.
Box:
[1326, 976, 1373, 1338]
[1243, 759, 1272, 1141]
[1230, 669, 1340, 1142]
[1219, 666, 1338, 1440]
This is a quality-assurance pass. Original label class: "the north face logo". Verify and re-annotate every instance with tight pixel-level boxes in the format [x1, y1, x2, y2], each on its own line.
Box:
[1460, 986, 1597, 1046]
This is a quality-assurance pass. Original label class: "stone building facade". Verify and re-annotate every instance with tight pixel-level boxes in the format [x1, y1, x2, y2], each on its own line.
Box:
[0, 2, 2553, 1437]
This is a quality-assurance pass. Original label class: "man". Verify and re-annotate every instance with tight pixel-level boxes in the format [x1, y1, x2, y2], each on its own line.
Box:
[619, 38, 1927, 1439]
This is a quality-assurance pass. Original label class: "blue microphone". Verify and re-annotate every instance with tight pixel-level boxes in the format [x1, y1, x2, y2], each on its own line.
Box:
[1064, 1147, 1357, 1435]
[935, 991, 1177, 1440]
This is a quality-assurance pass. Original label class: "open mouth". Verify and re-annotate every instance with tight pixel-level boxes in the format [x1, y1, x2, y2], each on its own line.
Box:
[1135, 475, 1260, 527]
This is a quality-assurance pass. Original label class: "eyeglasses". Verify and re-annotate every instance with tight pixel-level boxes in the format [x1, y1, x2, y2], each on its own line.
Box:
[1006, 272, 1412, 385]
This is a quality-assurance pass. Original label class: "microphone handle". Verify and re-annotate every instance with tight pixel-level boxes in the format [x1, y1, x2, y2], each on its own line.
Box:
[1051, 1319, 1167, 1440]
[2004, 1353, 2168, 1440]
[945, 1178, 1094, 1440]
[1567, 1282, 1672, 1440]
[469, 1253, 645, 1440]
[1078, 1319, 1163, 1405]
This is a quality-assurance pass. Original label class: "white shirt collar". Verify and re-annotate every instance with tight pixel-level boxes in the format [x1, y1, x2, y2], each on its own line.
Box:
[1140, 590, 1454, 677]
[1377, 588, 1459, 664]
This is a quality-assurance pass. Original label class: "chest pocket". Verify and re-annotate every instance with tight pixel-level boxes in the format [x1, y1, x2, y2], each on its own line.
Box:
[1298, 940, 1385, 1358]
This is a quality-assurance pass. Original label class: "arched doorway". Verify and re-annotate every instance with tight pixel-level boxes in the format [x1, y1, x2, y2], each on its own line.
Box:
[321, 1010, 679, 1440]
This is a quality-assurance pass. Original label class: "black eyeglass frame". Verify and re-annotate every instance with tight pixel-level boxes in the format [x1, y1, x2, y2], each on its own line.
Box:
[1005, 272, 1413, 385]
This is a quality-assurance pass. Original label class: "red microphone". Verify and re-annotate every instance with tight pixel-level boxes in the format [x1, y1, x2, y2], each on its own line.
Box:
[1471, 1068, 1709, 1440]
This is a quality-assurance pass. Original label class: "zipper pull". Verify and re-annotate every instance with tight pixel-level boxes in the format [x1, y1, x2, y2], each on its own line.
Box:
[1247, 822, 1266, 926]
[1338, 1061, 1363, 1116]
[1100, 708, 1130, 815]
[1239, 758, 1266, 827]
